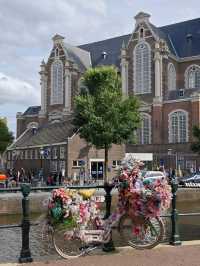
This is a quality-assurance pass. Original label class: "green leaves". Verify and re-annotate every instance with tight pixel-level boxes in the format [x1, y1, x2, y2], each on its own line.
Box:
[191, 125, 200, 154]
[73, 66, 141, 149]
[0, 119, 14, 154]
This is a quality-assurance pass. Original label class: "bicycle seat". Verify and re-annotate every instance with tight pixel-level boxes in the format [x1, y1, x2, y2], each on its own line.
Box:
[78, 189, 96, 199]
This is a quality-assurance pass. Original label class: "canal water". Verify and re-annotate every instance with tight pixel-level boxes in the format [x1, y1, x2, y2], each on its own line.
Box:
[0, 200, 200, 263]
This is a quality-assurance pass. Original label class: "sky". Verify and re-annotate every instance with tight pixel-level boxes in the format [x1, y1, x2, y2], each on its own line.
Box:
[0, 0, 200, 136]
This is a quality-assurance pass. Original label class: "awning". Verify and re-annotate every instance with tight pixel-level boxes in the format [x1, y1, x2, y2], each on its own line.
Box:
[125, 153, 153, 161]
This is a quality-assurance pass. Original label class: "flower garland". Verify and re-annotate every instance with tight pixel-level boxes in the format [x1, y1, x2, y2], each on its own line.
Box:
[116, 155, 172, 219]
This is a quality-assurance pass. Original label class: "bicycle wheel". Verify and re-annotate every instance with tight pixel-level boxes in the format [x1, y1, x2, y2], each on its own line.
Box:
[53, 226, 86, 259]
[118, 214, 164, 249]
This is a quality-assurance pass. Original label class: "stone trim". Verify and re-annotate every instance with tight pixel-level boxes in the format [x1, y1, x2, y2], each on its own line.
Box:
[163, 98, 191, 104]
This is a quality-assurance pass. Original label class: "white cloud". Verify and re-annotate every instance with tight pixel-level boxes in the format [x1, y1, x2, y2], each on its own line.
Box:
[0, 72, 40, 105]
[1, 0, 200, 135]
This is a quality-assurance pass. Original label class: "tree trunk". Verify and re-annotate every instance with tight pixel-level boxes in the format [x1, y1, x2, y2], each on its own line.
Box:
[104, 145, 108, 183]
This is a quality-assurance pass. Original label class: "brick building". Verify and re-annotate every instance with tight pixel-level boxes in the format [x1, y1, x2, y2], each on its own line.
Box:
[7, 12, 200, 180]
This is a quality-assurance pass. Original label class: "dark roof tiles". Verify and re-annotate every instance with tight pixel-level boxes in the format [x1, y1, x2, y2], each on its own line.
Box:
[23, 106, 41, 116]
[79, 17, 200, 67]
[79, 34, 131, 68]
[11, 121, 75, 149]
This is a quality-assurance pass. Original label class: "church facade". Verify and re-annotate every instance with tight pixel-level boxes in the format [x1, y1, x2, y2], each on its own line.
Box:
[7, 12, 200, 180]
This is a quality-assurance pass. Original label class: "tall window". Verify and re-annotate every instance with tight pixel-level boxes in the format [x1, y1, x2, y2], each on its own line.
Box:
[168, 63, 176, 91]
[185, 65, 200, 89]
[138, 113, 151, 144]
[134, 41, 151, 94]
[51, 60, 63, 105]
[169, 110, 188, 143]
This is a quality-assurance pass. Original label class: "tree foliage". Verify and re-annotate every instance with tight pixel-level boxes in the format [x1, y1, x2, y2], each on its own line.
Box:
[73, 66, 141, 181]
[191, 125, 200, 154]
[0, 119, 14, 154]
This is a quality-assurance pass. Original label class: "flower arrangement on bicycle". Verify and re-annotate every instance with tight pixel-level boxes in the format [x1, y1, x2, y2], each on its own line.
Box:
[45, 156, 172, 259]
[117, 156, 172, 220]
[47, 188, 101, 230]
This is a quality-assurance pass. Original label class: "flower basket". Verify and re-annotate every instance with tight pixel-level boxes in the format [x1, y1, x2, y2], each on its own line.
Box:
[47, 188, 100, 230]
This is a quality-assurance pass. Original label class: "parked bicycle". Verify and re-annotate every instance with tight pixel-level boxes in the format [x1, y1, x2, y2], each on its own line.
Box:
[42, 156, 171, 259]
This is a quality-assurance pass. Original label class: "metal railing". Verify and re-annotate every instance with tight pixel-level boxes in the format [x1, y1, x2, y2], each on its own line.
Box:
[0, 180, 200, 263]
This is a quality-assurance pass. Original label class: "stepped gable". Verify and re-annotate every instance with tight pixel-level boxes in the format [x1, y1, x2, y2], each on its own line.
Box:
[11, 121, 75, 149]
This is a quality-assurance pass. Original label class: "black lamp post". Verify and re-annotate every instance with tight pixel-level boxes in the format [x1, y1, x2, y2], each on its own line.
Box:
[39, 148, 44, 184]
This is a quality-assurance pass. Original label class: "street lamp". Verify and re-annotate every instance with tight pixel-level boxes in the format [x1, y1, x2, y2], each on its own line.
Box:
[168, 148, 178, 178]
[39, 148, 45, 184]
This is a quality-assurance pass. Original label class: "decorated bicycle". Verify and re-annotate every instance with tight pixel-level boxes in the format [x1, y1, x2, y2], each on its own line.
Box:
[43, 155, 172, 259]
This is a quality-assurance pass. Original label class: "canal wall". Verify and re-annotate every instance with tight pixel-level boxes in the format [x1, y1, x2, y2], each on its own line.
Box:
[0, 188, 200, 215]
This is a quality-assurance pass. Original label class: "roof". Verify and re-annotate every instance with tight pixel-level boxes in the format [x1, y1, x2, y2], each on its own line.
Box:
[10, 121, 75, 149]
[164, 88, 197, 101]
[62, 42, 91, 72]
[78, 17, 200, 66]
[23, 106, 41, 116]
[160, 18, 200, 57]
[79, 34, 131, 68]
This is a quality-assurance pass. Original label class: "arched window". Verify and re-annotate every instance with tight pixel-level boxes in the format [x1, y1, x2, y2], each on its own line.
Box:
[168, 63, 176, 90]
[169, 110, 188, 143]
[185, 65, 200, 89]
[51, 60, 63, 105]
[138, 113, 151, 144]
[134, 41, 151, 94]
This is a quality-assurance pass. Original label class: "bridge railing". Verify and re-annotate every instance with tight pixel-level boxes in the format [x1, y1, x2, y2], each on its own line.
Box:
[0, 179, 200, 263]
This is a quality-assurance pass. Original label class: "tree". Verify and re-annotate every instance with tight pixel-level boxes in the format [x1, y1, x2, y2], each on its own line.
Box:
[191, 125, 200, 154]
[73, 66, 141, 182]
[0, 119, 14, 167]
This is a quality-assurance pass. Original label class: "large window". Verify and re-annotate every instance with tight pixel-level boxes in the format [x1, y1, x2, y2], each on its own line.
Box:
[138, 113, 151, 144]
[168, 63, 176, 91]
[169, 110, 188, 143]
[185, 65, 200, 89]
[134, 41, 151, 94]
[51, 60, 63, 105]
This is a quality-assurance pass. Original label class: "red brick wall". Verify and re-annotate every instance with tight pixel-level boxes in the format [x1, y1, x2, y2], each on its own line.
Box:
[67, 134, 125, 181]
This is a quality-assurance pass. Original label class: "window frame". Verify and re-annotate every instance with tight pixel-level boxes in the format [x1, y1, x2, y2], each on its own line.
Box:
[168, 63, 176, 91]
[168, 110, 188, 143]
[185, 64, 200, 89]
[138, 113, 152, 144]
[51, 59, 64, 105]
[134, 41, 151, 95]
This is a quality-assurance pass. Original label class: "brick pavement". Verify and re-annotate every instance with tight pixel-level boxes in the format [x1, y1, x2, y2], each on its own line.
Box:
[1, 242, 200, 266]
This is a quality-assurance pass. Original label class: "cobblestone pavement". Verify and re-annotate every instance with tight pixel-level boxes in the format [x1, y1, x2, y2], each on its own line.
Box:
[2, 243, 200, 266]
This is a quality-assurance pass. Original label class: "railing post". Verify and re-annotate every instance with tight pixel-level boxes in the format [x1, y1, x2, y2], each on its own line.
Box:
[19, 184, 33, 263]
[102, 182, 115, 252]
[103, 182, 113, 219]
[170, 177, 182, 246]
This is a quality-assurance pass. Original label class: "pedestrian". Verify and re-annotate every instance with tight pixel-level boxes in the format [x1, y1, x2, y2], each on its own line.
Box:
[53, 173, 57, 185]
[47, 175, 53, 186]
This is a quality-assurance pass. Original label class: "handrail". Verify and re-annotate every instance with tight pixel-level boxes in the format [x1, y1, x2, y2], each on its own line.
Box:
[0, 180, 200, 262]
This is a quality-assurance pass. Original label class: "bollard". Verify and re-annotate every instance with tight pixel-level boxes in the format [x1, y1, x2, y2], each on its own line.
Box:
[102, 182, 115, 252]
[170, 177, 182, 246]
[19, 184, 33, 263]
